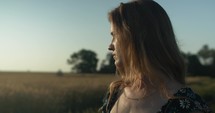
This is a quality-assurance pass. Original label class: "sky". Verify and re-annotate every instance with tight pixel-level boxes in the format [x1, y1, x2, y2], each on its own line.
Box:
[0, 0, 214, 72]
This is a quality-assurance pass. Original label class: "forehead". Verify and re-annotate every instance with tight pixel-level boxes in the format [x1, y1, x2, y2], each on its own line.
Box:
[111, 23, 118, 37]
[110, 22, 114, 32]
[110, 22, 117, 35]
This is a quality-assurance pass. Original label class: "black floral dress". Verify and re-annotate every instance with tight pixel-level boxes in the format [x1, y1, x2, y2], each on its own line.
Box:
[100, 87, 212, 113]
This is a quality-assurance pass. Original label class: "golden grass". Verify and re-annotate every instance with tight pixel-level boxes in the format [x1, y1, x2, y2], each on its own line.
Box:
[0, 72, 116, 97]
[0, 72, 214, 113]
[0, 72, 118, 113]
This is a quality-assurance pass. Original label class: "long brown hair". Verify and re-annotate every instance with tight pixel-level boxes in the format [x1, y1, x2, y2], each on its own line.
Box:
[108, 0, 186, 101]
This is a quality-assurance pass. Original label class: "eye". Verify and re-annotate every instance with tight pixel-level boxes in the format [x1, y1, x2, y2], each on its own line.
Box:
[111, 32, 117, 37]
[110, 32, 115, 41]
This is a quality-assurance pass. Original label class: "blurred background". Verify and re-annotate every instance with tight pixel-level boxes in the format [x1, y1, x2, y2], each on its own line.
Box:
[0, 0, 214, 113]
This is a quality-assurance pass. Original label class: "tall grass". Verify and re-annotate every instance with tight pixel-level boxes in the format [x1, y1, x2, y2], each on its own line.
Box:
[0, 72, 214, 113]
[0, 72, 116, 113]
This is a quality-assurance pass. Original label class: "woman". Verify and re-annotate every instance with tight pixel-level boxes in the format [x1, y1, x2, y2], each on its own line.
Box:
[100, 0, 212, 113]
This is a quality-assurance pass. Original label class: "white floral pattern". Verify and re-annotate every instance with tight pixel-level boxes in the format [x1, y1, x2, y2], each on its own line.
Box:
[157, 87, 212, 113]
[179, 99, 190, 109]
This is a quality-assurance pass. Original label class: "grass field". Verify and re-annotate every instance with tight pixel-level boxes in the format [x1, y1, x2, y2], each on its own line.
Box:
[0, 72, 214, 113]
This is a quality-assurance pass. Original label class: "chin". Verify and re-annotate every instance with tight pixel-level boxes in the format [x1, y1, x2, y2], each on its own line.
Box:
[115, 61, 122, 69]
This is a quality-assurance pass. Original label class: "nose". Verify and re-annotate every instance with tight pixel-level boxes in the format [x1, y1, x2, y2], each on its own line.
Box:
[108, 43, 114, 51]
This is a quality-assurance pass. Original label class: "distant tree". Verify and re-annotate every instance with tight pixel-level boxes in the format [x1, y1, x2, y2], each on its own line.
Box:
[67, 49, 98, 73]
[56, 69, 63, 76]
[99, 53, 115, 73]
[210, 49, 215, 65]
[198, 44, 213, 65]
[178, 46, 215, 77]
[207, 48, 215, 77]
[187, 54, 203, 75]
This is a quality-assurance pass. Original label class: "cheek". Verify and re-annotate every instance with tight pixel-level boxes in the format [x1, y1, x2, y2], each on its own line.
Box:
[113, 40, 123, 67]
[114, 59, 122, 69]
[114, 51, 123, 68]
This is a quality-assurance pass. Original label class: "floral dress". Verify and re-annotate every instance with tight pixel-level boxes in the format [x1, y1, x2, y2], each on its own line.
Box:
[100, 87, 212, 113]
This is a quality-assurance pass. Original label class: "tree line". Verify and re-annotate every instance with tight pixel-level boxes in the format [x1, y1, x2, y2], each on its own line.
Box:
[67, 49, 115, 74]
[67, 45, 215, 77]
[183, 45, 215, 77]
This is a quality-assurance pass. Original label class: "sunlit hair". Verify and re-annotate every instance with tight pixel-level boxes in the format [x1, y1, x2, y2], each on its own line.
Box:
[108, 0, 186, 101]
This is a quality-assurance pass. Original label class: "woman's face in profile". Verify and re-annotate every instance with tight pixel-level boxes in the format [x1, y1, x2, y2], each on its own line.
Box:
[109, 23, 123, 69]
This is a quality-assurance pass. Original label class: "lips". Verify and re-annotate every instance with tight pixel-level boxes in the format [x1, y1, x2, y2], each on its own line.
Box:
[113, 56, 116, 60]
[112, 54, 116, 60]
